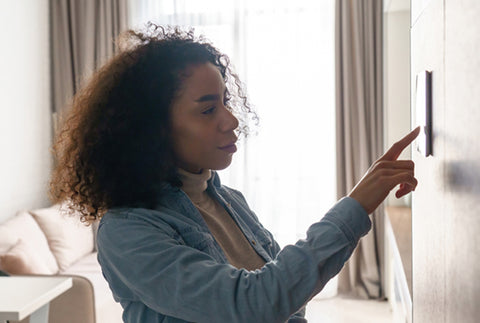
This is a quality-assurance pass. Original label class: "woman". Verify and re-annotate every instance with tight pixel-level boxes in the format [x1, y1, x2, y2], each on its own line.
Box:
[51, 25, 419, 323]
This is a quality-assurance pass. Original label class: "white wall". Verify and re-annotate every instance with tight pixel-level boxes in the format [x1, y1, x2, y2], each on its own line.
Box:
[0, 0, 52, 222]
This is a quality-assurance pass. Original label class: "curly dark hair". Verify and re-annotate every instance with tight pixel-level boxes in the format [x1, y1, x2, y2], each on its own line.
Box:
[50, 24, 257, 223]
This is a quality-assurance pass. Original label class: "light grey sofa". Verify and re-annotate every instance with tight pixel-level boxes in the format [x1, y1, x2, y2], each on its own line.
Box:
[0, 205, 123, 323]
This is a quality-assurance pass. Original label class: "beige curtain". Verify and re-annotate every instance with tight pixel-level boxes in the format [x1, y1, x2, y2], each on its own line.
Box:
[50, 0, 129, 114]
[335, 0, 384, 299]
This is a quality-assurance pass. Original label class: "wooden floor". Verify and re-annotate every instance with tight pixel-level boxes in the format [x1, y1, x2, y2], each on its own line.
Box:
[305, 297, 393, 323]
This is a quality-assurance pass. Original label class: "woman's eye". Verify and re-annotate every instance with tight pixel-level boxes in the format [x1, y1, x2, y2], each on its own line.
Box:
[202, 106, 216, 115]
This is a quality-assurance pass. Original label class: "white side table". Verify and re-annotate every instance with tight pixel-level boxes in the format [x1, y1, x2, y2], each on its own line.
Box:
[0, 276, 72, 323]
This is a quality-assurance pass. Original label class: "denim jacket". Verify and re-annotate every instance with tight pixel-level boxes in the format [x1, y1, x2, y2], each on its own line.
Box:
[97, 171, 371, 323]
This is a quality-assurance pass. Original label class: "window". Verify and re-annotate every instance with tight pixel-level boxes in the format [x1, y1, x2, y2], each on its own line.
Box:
[128, 0, 336, 250]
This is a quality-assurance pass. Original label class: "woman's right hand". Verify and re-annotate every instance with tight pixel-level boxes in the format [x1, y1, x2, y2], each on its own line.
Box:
[348, 127, 421, 214]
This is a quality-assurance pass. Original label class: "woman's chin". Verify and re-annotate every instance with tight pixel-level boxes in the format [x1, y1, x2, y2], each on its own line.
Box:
[211, 157, 234, 171]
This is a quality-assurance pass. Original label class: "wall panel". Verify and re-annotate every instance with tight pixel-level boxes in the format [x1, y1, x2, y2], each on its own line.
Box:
[444, 1, 480, 322]
[410, 0, 446, 322]
[411, 0, 480, 322]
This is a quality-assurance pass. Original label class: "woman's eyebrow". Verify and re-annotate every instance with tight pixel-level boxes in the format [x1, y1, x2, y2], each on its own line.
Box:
[195, 94, 220, 102]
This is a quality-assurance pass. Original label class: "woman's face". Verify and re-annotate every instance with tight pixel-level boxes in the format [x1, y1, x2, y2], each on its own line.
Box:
[170, 62, 239, 173]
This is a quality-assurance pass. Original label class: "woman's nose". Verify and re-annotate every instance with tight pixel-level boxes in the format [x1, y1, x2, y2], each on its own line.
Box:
[219, 107, 239, 133]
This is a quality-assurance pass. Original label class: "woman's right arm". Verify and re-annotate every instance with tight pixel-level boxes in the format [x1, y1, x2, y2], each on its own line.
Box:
[97, 128, 420, 323]
[97, 197, 369, 323]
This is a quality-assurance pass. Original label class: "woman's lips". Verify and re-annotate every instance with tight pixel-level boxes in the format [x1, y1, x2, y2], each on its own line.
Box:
[219, 143, 237, 153]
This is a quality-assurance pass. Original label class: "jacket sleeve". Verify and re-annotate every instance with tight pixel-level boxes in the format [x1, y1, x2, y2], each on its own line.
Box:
[97, 197, 370, 323]
[260, 211, 307, 322]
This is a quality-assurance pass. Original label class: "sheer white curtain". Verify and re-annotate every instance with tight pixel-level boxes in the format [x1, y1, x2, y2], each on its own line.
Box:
[128, 0, 336, 294]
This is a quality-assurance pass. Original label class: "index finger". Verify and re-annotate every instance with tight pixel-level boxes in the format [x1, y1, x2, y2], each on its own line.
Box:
[379, 126, 421, 161]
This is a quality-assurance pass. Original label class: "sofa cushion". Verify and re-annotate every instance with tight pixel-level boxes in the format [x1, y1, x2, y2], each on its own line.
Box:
[30, 205, 94, 271]
[0, 239, 58, 274]
[0, 211, 58, 274]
